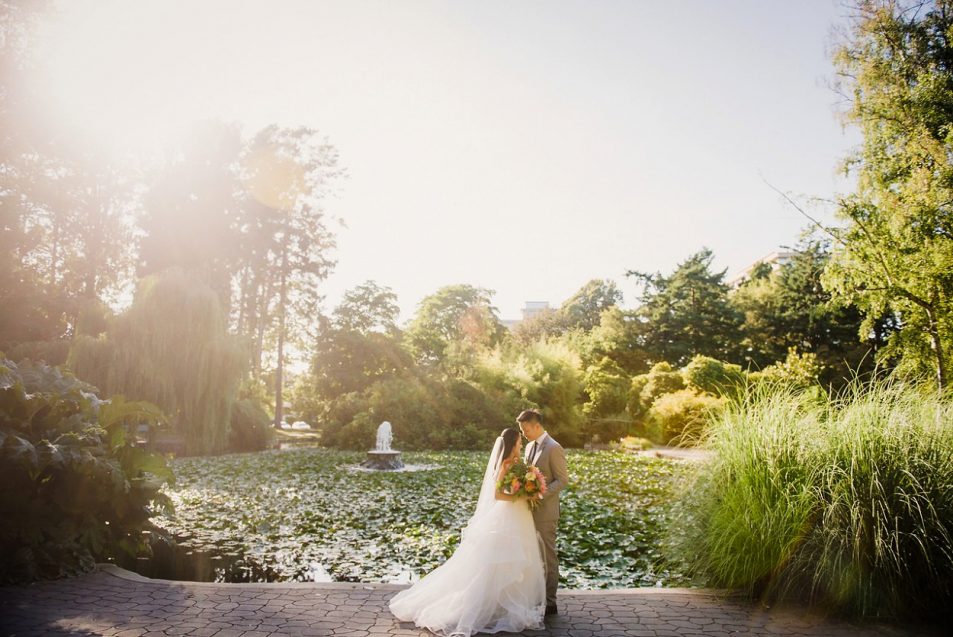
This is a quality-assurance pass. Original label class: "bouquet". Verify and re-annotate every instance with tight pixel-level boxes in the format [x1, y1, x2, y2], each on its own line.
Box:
[496, 460, 548, 509]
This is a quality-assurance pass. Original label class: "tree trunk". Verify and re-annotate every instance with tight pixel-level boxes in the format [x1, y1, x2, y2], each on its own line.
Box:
[274, 243, 289, 429]
[925, 305, 947, 391]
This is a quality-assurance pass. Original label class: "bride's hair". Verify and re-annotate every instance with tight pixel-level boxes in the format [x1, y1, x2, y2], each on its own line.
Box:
[499, 427, 520, 462]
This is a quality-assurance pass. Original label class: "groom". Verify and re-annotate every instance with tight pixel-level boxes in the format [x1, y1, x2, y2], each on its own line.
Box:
[517, 408, 569, 616]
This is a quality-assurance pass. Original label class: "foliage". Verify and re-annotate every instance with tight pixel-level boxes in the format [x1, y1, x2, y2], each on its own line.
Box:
[732, 239, 883, 388]
[509, 307, 571, 345]
[626, 374, 651, 424]
[629, 249, 743, 366]
[670, 381, 953, 619]
[582, 357, 629, 419]
[682, 355, 746, 399]
[405, 284, 506, 369]
[1, 4, 134, 353]
[637, 362, 686, 409]
[318, 375, 507, 451]
[475, 339, 585, 447]
[332, 280, 400, 335]
[69, 270, 246, 455]
[749, 347, 823, 391]
[646, 389, 724, 446]
[825, 0, 953, 390]
[615, 436, 653, 451]
[150, 447, 690, 588]
[229, 398, 273, 453]
[0, 356, 173, 583]
[6, 339, 70, 367]
[581, 357, 630, 442]
[139, 121, 243, 298]
[579, 306, 650, 375]
[559, 279, 623, 332]
[302, 327, 413, 403]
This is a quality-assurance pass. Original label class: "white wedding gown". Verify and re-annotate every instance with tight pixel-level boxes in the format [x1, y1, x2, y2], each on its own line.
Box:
[389, 440, 546, 636]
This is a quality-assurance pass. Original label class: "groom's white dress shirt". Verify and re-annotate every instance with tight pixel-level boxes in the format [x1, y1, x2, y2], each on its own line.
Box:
[527, 433, 549, 465]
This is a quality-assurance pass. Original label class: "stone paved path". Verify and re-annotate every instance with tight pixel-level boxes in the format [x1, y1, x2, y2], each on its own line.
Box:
[0, 565, 939, 637]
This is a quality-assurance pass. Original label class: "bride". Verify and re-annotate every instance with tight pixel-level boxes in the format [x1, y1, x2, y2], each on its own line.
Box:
[389, 428, 546, 636]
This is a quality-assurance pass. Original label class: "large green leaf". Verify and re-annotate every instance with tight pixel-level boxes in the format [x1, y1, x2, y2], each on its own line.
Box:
[1, 433, 38, 473]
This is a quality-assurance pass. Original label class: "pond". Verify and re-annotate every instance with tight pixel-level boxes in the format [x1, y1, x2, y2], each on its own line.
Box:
[130, 447, 693, 589]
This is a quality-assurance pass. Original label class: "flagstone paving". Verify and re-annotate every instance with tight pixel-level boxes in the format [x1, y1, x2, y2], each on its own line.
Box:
[0, 565, 941, 637]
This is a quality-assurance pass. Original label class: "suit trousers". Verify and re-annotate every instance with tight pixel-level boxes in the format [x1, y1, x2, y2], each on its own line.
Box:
[535, 519, 558, 607]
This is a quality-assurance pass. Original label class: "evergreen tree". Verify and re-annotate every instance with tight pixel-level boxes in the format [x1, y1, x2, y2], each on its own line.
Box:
[629, 249, 743, 367]
[733, 239, 886, 387]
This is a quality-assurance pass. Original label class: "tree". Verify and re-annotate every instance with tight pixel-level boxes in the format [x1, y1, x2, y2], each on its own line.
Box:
[332, 281, 400, 335]
[69, 270, 246, 455]
[629, 249, 743, 367]
[581, 356, 630, 442]
[510, 307, 570, 345]
[824, 0, 953, 389]
[579, 306, 650, 375]
[240, 125, 341, 426]
[475, 340, 585, 446]
[560, 279, 623, 332]
[732, 239, 885, 387]
[0, 2, 132, 353]
[139, 121, 244, 301]
[405, 284, 505, 369]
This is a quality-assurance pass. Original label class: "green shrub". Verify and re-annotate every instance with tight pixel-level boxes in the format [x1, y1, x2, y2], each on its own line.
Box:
[748, 348, 822, 390]
[616, 435, 653, 451]
[475, 340, 585, 447]
[647, 388, 723, 446]
[6, 339, 71, 366]
[0, 357, 173, 583]
[640, 362, 686, 405]
[229, 398, 273, 452]
[682, 355, 745, 399]
[582, 357, 629, 419]
[626, 374, 651, 422]
[669, 381, 953, 619]
[319, 376, 505, 451]
[627, 362, 688, 437]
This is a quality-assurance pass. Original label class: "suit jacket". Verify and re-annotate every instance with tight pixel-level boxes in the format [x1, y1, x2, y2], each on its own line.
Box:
[525, 432, 570, 524]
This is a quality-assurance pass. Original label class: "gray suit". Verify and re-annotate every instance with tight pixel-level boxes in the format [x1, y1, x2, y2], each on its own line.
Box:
[525, 432, 569, 607]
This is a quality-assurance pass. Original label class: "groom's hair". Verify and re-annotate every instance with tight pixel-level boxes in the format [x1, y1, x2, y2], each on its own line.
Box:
[516, 409, 543, 425]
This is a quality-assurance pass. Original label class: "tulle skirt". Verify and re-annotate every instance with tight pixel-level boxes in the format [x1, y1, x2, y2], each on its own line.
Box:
[389, 499, 546, 637]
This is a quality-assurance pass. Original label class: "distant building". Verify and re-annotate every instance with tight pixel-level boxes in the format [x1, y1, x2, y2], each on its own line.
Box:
[521, 301, 550, 321]
[502, 301, 551, 330]
[727, 251, 796, 288]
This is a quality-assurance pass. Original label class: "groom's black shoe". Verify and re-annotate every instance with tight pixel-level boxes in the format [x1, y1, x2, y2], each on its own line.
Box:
[545, 604, 558, 616]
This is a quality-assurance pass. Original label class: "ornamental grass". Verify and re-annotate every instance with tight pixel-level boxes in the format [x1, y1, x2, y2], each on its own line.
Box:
[669, 380, 953, 619]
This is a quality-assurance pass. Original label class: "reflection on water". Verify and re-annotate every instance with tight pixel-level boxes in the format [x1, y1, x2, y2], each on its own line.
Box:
[124, 536, 285, 583]
[124, 533, 424, 584]
[349, 463, 440, 473]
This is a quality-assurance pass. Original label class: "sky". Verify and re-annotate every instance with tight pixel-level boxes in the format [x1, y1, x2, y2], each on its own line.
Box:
[31, 0, 859, 322]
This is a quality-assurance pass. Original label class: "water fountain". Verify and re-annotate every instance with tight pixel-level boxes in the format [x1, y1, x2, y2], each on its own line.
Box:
[361, 421, 404, 470]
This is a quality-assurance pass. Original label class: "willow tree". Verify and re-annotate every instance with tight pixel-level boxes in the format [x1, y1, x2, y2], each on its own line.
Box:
[69, 269, 246, 455]
[824, 0, 953, 390]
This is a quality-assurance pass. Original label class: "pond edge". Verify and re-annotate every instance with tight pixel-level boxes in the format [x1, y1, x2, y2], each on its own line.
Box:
[96, 563, 736, 596]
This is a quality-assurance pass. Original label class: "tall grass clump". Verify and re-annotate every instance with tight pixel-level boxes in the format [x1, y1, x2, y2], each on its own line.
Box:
[668, 380, 953, 619]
